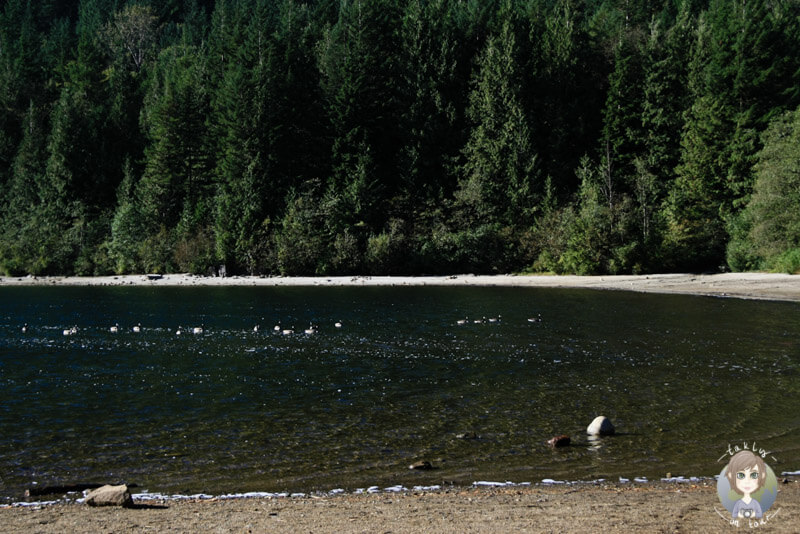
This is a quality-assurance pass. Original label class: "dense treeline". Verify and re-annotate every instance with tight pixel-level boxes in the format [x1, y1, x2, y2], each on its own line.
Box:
[1, 0, 800, 276]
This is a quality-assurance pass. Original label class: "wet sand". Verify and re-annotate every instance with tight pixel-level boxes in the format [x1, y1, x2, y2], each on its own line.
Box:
[2, 272, 800, 302]
[2, 479, 798, 533]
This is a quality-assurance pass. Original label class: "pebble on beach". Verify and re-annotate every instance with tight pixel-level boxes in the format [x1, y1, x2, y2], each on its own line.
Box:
[586, 416, 615, 436]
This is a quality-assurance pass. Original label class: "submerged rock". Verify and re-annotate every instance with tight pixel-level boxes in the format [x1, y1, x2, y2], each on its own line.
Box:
[547, 434, 571, 448]
[84, 484, 133, 507]
[409, 461, 433, 470]
[587, 416, 615, 436]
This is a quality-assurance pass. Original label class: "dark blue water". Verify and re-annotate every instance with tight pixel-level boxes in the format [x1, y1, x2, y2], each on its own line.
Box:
[1, 286, 799, 501]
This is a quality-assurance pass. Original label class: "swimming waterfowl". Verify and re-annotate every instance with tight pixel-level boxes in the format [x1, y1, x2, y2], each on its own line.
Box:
[110, 323, 119, 333]
[176, 326, 183, 336]
[282, 326, 294, 335]
[132, 323, 141, 333]
[21, 323, 28, 333]
[304, 324, 318, 334]
[273, 323, 282, 332]
[334, 321, 342, 328]
[63, 326, 77, 336]
[456, 318, 467, 325]
[192, 325, 204, 334]
[527, 314, 542, 323]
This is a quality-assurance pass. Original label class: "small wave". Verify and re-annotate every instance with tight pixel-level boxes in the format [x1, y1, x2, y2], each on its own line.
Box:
[3, 473, 767, 507]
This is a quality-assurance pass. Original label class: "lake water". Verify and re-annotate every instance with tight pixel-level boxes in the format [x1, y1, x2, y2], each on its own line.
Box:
[1, 286, 798, 501]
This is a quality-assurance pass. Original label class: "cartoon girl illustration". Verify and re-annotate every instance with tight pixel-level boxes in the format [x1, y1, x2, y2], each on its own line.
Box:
[725, 450, 767, 519]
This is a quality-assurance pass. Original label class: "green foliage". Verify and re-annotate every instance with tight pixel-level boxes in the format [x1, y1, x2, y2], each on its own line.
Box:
[1, 0, 799, 276]
[274, 190, 330, 276]
[729, 107, 800, 272]
[457, 15, 539, 228]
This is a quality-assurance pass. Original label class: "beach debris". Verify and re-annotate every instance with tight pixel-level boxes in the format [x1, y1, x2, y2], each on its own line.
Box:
[587, 416, 615, 436]
[547, 434, 571, 448]
[83, 484, 134, 507]
[409, 460, 434, 470]
[25, 483, 103, 497]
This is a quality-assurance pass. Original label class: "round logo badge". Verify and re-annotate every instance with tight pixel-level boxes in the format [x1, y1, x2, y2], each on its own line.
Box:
[717, 450, 778, 523]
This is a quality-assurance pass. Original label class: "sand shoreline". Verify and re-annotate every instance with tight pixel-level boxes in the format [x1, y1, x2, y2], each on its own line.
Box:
[2, 479, 798, 533]
[2, 271, 800, 302]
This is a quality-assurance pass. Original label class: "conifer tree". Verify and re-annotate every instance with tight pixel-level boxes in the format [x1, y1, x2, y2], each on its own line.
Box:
[456, 15, 538, 229]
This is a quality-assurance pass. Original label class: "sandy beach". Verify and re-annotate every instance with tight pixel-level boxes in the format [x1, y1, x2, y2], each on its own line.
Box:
[2, 271, 800, 302]
[2, 479, 798, 533]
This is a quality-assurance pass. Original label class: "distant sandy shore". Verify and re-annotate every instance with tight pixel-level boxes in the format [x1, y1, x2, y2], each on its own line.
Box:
[1, 272, 800, 302]
[2, 479, 798, 533]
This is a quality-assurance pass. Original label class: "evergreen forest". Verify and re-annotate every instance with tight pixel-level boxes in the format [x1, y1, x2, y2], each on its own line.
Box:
[2, 0, 800, 277]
